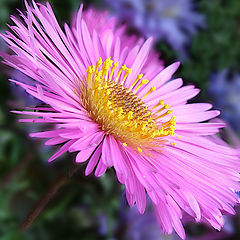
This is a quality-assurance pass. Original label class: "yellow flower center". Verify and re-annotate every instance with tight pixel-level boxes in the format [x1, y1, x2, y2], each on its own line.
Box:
[80, 57, 176, 153]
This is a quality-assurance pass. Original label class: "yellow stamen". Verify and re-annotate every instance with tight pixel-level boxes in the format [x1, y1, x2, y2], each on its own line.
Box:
[164, 104, 171, 109]
[109, 62, 119, 81]
[80, 57, 176, 153]
[95, 57, 103, 74]
[156, 110, 173, 119]
[162, 117, 176, 129]
[135, 79, 149, 92]
[156, 103, 171, 114]
[86, 66, 93, 82]
[130, 74, 143, 90]
[144, 86, 156, 98]
[138, 147, 143, 153]
[122, 68, 132, 84]
[116, 64, 126, 80]
[153, 100, 164, 109]
[101, 57, 113, 80]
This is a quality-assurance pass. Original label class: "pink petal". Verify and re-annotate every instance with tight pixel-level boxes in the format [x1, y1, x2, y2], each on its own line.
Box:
[76, 147, 95, 163]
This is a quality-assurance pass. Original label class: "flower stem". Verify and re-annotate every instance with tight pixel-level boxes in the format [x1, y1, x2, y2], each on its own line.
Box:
[0, 153, 32, 188]
[20, 164, 79, 231]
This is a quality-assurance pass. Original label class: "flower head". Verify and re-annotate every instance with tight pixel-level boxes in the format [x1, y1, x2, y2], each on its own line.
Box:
[1, 2, 240, 239]
[104, 0, 205, 58]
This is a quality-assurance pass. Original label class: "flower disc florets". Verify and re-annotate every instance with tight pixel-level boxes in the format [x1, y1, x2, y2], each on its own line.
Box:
[81, 57, 176, 152]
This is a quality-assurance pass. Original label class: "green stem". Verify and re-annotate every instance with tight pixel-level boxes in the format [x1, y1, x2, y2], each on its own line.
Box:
[20, 163, 79, 231]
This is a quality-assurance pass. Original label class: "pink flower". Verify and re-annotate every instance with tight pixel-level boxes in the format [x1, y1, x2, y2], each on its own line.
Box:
[1, 1, 239, 239]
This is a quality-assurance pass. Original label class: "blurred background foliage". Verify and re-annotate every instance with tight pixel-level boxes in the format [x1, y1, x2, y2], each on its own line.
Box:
[0, 0, 240, 239]
[183, 0, 240, 91]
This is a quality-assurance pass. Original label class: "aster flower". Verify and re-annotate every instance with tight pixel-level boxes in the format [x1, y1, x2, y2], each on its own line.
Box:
[104, 0, 205, 58]
[208, 69, 240, 133]
[1, 1, 240, 239]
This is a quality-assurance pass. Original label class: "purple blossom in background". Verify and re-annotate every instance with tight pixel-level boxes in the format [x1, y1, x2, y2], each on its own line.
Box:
[115, 195, 180, 240]
[10, 70, 42, 107]
[208, 69, 240, 133]
[0, 29, 40, 107]
[104, 0, 205, 59]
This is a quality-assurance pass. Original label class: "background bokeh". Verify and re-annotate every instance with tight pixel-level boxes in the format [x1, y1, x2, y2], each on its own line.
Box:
[0, 0, 240, 239]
